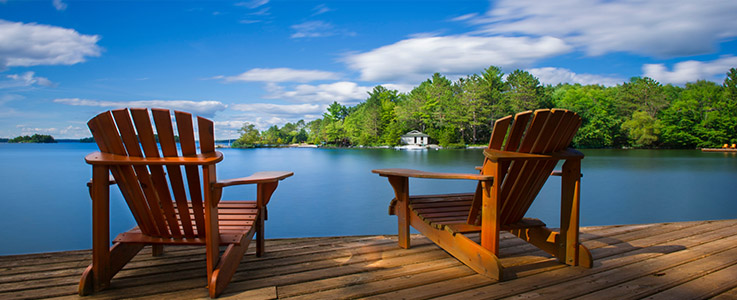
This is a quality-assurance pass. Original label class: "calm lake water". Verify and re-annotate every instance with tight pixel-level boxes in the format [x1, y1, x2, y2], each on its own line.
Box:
[1, 143, 736, 255]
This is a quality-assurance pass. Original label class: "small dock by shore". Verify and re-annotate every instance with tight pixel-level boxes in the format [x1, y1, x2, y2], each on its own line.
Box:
[701, 148, 737, 152]
[3, 219, 737, 299]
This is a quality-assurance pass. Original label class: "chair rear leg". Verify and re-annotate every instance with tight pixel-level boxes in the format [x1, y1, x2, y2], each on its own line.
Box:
[256, 208, 265, 257]
[152, 244, 164, 256]
[388, 176, 411, 248]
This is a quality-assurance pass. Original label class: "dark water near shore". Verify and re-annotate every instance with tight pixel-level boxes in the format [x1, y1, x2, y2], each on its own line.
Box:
[1, 143, 736, 255]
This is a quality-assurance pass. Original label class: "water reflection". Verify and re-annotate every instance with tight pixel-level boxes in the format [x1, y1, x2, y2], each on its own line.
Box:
[1, 144, 736, 254]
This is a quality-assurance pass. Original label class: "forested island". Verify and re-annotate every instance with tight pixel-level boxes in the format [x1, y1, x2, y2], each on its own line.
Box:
[7, 134, 57, 143]
[1, 135, 98, 143]
[233, 66, 737, 149]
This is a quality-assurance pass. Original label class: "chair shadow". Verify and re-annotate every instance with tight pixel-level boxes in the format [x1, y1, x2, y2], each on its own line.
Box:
[497, 230, 687, 279]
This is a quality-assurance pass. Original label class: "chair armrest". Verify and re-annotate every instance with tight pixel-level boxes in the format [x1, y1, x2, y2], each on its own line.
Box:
[85, 151, 223, 166]
[213, 171, 294, 188]
[483, 148, 584, 162]
[372, 168, 493, 181]
[551, 170, 583, 177]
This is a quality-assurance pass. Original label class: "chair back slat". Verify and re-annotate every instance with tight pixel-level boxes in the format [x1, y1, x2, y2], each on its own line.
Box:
[487, 115, 512, 150]
[498, 110, 550, 216]
[151, 109, 193, 237]
[151, 109, 195, 237]
[88, 111, 157, 235]
[507, 110, 581, 222]
[111, 109, 169, 236]
[175, 111, 206, 236]
[499, 111, 534, 186]
[503, 110, 568, 224]
[88, 108, 221, 241]
[503, 111, 533, 152]
[130, 108, 180, 238]
[198, 116, 215, 154]
[470, 109, 581, 227]
[468, 115, 512, 224]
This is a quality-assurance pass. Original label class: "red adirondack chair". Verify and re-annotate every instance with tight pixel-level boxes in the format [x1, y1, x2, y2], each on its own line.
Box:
[80, 108, 292, 297]
[373, 109, 592, 279]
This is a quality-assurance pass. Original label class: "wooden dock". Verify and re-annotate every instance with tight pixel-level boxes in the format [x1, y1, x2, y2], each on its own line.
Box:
[3, 219, 737, 299]
[701, 148, 737, 152]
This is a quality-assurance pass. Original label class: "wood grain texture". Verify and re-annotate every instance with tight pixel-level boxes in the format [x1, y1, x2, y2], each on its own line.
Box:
[3, 220, 737, 300]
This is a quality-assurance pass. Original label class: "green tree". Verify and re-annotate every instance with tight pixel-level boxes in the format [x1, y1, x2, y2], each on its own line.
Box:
[622, 111, 661, 148]
[722, 68, 737, 144]
[499, 69, 548, 116]
[232, 122, 260, 148]
[9, 134, 57, 143]
[261, 125, 283, 145]
[455, 74, 492, 144]
[553, 84, 624, 147]
[615, 77, 668, 118]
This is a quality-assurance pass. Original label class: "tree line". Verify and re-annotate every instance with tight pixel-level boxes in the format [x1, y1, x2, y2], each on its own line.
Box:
[233, 66, 737, 149]
[7, 134, 57, 143]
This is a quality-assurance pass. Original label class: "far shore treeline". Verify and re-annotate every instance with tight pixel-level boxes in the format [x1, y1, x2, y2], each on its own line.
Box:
[233, 66, 737, 149]
[6, 134, 57, 143]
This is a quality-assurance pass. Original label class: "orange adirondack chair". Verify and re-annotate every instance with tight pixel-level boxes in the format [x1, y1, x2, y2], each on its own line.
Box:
[79, 108, 293, 297]
[373, 109, 592, 280]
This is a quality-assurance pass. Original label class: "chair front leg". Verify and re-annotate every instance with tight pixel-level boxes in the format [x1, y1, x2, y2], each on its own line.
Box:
[203, 165, 221, 287]
[387, 176, 410, 249]
[79, 165, 111, 295]
[256, 181, 278, 257]
[560, 158, 590, 267]
[480, 162, 501, 255]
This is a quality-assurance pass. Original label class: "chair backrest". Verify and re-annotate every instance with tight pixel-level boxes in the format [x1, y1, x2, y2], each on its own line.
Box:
[87, 108, 217, 239]
[473, 109, 581, 226]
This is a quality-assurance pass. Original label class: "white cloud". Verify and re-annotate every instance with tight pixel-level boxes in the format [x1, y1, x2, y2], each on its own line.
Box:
[235, 0, 269, 9]
[0, 20, 101, 70]
[220, 67, 340, 83]
[528, 67, 623, 87]
[345, 35, 571, 82]
[228, 102, 324, 131]
[0, 71, 55, 89]
[265, 81, 372, 105]
[0, 93, 23, 104]
[291, 21, 354, 38]
[19, 126, 58, 134]
[642, 56, 737, 85]
[473, 0, 737, 57]
[214, 120, 247, 129]
[53, 98, 227, 117]
[231, 103, 322, 115]
[52, 0, 67, 11]
[291, 21, 334, 38]
[451, 13, 478, 22]
[239, 19, 261, 24]
[312, 4, 332, 16]
[381, 83, 416, 93]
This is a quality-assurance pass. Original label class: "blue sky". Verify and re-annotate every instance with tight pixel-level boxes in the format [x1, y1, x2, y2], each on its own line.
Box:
[1, 0, 736, 139]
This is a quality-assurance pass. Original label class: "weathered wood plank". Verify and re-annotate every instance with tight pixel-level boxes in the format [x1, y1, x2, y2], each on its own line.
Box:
[432, 220, 737, 299]
[713, 286, 737, 300]
[574, 245, 737, 300]
[371, 222, 722, 300]
[643, 261, 737, 300]
[289, 264, 477, 300]
[496, 230, 737, 299]
[2, 220, 737, 300]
